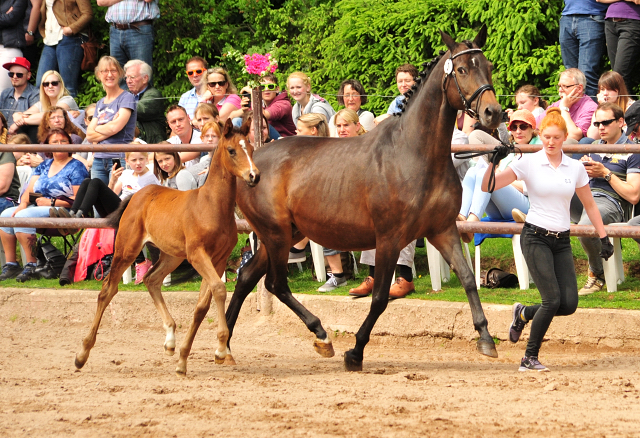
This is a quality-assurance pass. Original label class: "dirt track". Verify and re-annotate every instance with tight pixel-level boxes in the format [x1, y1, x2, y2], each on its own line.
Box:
[1, 290, 640, 437]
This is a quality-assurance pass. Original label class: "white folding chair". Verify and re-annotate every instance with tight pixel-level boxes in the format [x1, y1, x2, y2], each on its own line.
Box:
[425, 240, 472, 291]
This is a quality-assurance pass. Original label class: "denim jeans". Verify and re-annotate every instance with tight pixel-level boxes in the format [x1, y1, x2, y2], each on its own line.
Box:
[460, 166, 529, 220]
[520, 225, 578, 357]
[36, 35, 84, 97]
[605, 18, 640, 94]
[91, 157, 125, 186]
[0, 205, 53, 235]
[577, 195, 623, 276]
[0, 197, 16, 214]
[559, 14, 606, 98]
[109, 25, 154, 70]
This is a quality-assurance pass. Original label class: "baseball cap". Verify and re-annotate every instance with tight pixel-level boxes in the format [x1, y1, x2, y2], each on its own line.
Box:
[625, 101, 640, 136]
[508, 109, 536, 130]
[2, 57, 31, 72]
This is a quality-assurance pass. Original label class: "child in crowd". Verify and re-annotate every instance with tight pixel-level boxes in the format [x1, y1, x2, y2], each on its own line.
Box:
[154, 151, 197, 190]
[187, 121, 221, 187]
[287, 72, 335, 126]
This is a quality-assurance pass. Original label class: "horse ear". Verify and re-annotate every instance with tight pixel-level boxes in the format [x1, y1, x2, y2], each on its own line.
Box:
[222, 118, 234, 138]
[473, 24, 488, 48]
[239, 119, 250, 137]
[440, 31, 456, 53]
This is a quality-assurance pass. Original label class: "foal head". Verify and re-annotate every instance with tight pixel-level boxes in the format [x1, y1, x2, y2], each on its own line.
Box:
[440, 25, 502, 129]
[219, 119, 260, 187]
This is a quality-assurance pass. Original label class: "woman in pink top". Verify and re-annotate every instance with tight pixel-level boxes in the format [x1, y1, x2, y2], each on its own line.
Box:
[205, 67, 242, 123]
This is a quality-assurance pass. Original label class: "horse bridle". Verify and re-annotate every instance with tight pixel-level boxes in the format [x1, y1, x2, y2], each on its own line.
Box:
[442, 48, 495, 119]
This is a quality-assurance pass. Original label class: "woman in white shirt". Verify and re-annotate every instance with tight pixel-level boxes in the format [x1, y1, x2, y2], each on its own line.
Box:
[481, 107, 613, 372]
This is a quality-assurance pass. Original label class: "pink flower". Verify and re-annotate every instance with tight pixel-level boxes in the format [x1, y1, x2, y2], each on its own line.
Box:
[244, 53, 277, 76]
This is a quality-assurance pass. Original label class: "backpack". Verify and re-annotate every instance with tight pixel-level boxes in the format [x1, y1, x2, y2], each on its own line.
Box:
[480, 268, 519, 289]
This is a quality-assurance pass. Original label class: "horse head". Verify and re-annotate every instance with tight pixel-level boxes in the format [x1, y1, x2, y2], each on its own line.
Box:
[440, 25, 502, 129]
[220, 118, 260, 187]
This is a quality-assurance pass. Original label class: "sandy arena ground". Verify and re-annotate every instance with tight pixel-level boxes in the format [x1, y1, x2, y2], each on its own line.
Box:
[1, 290, 640, 438]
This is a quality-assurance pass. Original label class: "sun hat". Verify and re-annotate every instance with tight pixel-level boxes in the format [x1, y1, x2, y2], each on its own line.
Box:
[508, 109, 536, 130]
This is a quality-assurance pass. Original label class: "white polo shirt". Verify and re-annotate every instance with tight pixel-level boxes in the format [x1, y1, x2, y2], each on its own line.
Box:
[509, 150, 589, 232]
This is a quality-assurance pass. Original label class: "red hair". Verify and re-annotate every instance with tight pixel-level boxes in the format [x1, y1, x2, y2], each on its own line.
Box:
[540, 107, 567, 134]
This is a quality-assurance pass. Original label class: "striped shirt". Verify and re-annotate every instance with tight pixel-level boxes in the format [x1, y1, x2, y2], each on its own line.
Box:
[105, 0, 160, 25]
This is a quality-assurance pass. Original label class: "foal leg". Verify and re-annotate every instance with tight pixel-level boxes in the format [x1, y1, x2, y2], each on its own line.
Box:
[143, 252, 184, 356]
[429, 227, 497, 358]
[344, 248, 397, 371]
[75, 240, 142, 369]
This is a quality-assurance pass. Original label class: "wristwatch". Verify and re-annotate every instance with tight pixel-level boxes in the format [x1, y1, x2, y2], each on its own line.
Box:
[50, 198, 56, 207]
[560, 106, 570, 112]
[604, 172, 613, 182]
[27, 30, 34, 36]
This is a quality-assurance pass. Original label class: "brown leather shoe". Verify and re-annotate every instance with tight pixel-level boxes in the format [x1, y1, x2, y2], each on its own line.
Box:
[349, 276, 374, 297]
[389, 277, 415, 299]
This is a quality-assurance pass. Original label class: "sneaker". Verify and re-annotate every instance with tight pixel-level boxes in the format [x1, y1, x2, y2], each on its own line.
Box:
[349, 276, 374, 297]
[512, 208, 527, 223]
[518, 356, 550, 372]
[15, 263, 37, 283]
[288, 250, 306, 264]
[135, 260, 153, 285]
[389, 277, 415, 299]
[317, 273, 347, 292]
[509, 302, 529, 343]
[578, 271, 605, 296]
[0, 263, 22, 281]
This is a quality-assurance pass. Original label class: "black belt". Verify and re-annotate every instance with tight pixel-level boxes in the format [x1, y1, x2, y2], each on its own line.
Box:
[524, 222, 570, 239]
[111, 20, 154, 30]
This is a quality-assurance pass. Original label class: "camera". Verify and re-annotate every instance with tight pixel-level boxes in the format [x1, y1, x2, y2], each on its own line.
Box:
[241, 92, 251, 108]
[501, 111, 510, 123]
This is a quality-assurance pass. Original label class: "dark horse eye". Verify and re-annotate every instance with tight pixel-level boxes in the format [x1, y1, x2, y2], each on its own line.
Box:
[228, 147, 236, 156]
[457, 67, 467, 75]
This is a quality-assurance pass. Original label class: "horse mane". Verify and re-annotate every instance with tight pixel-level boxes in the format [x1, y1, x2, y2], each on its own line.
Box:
[395, 40, 475, 116]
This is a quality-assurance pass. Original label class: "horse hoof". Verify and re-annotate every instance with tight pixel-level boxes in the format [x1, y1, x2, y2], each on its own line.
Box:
[214, 355, 225, 365]
[223, 354, 236, 366]
[164, 346, 175, 356]
[175, 366, 187, 377]
[313, 339, 335, 358]
[74, 355, 86, 370]
[477, 340, 498, 358]
[343, 351, 363, 372]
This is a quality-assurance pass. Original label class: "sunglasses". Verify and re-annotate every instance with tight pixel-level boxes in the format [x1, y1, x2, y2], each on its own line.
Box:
[593, 118, 617, 128]
[260, 83, 277, 91]
[207, 80, 227, 88]
[7, 72, 24, 78]
[42, 81, 60, 88]
[187, 69, 205, 76]
[508, 122, 531, 132]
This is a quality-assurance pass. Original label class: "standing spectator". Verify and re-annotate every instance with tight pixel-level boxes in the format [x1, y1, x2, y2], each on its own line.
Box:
[374, 64, 418, 126]
[98, 0, 159, 70]
[0, 0, 27, 93]
[287, 71, 335, 127]
[545, 68, 598, 141]
[329, 79, 375, 136]
[86, 56, 137, 185]
[35, 0, 92, 97]
[603, 0, 640, 95]
[177, 56, 208, 120]
[124, 59, 165, 144]
[165, 104, 201, 165]
[577, 102, 640, 295]
[260, 74, 296, 137]
[21, 0, 40, 71]
[560, 0, 609, 98]
[0, 57, 39, 141]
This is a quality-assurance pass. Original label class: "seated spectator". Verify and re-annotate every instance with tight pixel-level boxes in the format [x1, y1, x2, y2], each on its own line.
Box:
[165, 104, 202, 166]
[374, 64, 418, 126]
[541, 68, 597, 141]
[330, 79, 375, 135]
[187, 121, 220, 187]
[586, 71, 634, 140]
[0, 58, 39, 143]
[457, 110, 539, 242]
[10, 70, 79, 133]
[124, 59, 166, 144]
[37, 106, 84, 144]
[86, 56, 137, 184]
[294, 112, 329, 137]
[288, 72, 335, 126]
[0, 111, 7, 144]
[153, 151, 196, 190]
[204, 67, 242, 123]
[9, 133, 37, 190]
[51, 149, 159, 283]
[0, 129, 88, 282]
[0, 144, 21, 213]
[193, 103, 219, 132]
[333, 108, 365, 137]
[260, 74, 296, 137]
[178, 56, 208, 120]
[507, 85, 547, 119]
[243, 111, 271, 146]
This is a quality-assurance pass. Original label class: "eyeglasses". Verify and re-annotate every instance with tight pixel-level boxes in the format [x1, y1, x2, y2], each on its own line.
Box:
[207, 80, 227, 88]
[508, 122, 531, 132]
[558, 83, 578, 91]
[124, 75, 140, 81]
[42, 81, 60, 88]
[49, 115, 64, 120]
[593, 118, 617, 128]
[187, 69, 205, 76]
[343, 93, 361, 99]
[7, 72, 24, 78]
[260, 83, 277, 91]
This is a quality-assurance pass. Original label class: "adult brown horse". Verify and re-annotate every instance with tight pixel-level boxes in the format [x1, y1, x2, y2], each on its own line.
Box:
[228, 27, 502, 371]
[74, 119, 260, 376]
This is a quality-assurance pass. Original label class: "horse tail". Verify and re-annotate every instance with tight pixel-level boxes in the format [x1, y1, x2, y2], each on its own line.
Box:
[105, 196, 132, 230]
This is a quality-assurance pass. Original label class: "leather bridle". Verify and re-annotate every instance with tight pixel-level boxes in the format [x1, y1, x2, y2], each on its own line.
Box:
[442, 48, 495, 120]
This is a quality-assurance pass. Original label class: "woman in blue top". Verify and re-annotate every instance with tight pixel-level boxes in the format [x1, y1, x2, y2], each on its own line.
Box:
[0, 129, 88, 282]
[86, 55, 137, 185]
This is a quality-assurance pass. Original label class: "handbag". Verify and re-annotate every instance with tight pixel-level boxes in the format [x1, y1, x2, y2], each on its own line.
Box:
[480, 268, 519, 289]
[35, 239, 67, 279]
[28, 192, 43, 205]
[81, 31, 100, 71]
